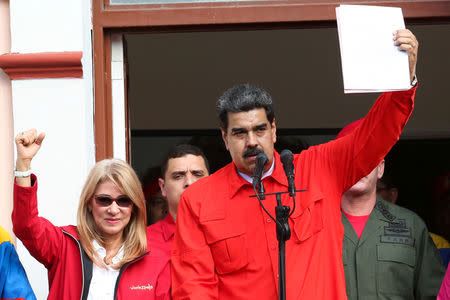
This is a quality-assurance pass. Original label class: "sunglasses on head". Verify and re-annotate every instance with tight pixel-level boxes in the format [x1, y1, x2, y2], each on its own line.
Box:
[93, 195, 133, 208]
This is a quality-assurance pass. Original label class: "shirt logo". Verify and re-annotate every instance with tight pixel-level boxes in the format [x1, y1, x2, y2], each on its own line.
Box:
[130, 284, 154, 291]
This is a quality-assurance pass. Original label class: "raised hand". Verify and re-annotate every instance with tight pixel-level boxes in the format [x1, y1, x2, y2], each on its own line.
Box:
[393, 29, 419, 84]
[15, 129, 45, 171]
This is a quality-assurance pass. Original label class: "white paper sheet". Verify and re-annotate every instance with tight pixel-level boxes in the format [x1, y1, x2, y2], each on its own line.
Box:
[336, 5, 411, 93]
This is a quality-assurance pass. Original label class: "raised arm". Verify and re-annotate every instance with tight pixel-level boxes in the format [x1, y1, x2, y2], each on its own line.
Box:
[318, 29, 419, 195]
[12, 129, 64, 269]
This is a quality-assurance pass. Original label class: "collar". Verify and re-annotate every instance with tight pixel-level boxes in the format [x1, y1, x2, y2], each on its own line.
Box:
[228, 150, 289, 199]
[373, 196, 397, 222]
[92, 240, 124, 267]
[161, 213, 176, 241]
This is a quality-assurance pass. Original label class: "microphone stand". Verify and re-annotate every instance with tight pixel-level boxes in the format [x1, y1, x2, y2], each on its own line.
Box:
[276, 192, 290, 300]
[251, 188, 305, 300]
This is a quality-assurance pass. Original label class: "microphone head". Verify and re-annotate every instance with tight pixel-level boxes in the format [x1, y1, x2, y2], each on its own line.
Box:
[253, 152, 268, 197]
[280, 149, 294, 164]
[255, 152, 269, 166]
[280, 149, 294, 174]
[280, 149, 296, 196]
[253, 152, 268, 180]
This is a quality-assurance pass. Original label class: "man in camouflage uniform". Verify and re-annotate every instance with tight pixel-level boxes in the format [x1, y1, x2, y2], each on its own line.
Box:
[338, 121, 445, 300]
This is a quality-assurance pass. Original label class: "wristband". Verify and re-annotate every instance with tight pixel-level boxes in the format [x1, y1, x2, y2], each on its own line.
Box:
[14, 169, 32, 178]
[410, 75, 418, 88]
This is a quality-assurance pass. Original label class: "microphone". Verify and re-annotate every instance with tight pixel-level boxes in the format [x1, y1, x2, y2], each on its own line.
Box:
[280, 149, 296, 197]
[252, 152, 269, 196]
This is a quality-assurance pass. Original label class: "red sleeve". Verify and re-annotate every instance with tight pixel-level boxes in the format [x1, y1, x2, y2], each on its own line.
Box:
[315, 86, 416, 196]
[438, 267, 450, 300]
[171, 192, 218, 300]
[12, 174, 64, 269]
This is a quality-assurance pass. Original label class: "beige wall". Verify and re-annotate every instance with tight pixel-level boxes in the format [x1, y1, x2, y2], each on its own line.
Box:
[0, 0, 13, 238]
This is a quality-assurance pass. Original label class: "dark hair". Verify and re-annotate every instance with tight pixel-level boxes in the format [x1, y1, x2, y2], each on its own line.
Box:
[160, 144, 210, 178]
[216, 83, 275, 130]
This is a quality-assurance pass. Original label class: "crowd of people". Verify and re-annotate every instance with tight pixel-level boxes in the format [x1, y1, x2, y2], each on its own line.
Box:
[2, 29, 449, 299]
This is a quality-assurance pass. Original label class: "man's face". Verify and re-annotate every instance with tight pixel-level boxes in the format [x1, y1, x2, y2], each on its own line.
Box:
[346, 160, 385, 197]
[221, 108, 276, 175]
[158, 154, 209, 220]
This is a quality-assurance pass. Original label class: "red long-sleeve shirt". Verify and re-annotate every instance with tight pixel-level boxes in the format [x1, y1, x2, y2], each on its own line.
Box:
[172, 87, 416, 300]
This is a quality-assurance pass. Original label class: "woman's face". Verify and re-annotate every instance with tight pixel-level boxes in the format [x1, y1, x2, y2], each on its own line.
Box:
[89, 179, 133, 242]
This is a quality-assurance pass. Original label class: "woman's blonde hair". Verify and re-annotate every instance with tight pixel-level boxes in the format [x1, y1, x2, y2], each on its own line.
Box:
[77, 158, 147, 269]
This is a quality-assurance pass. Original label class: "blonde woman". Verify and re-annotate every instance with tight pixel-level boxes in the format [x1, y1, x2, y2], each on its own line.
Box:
[12, 129, 171, 300]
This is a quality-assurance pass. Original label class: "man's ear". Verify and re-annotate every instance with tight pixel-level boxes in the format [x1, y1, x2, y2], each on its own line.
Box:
[221, 128, 229, 151]
[271, 118, 277, 144]
[377, 160, 385, 179]
[158, 178, 167, 197]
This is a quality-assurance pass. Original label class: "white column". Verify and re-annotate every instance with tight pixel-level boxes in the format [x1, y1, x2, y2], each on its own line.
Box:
[0, 0, 14, 236]
[0, 0, 14, 238]
[111, 33, 127, 161]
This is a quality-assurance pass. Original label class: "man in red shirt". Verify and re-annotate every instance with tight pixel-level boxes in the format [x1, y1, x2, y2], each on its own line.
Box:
[148, 144, 210, 255]
[172, 29, 419, 299]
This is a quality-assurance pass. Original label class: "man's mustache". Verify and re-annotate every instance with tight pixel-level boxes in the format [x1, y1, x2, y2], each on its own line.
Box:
[243, 147, 263, 158]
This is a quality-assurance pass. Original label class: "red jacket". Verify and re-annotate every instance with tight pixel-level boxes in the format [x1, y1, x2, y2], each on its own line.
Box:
[172, 87, 416, 299]
[13, 176, 171, 300]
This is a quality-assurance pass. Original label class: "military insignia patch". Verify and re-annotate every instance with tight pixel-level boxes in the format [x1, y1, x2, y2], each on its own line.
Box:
[380, 219, 414, 246]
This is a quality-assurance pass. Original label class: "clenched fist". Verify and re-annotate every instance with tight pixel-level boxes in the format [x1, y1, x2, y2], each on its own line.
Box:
[15, 129, 45, 172]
